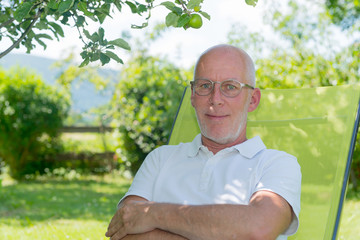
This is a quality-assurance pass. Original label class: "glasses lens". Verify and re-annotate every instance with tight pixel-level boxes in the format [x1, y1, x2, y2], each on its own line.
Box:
[194, 79, 213, 95]
[221, 80, 242, 97]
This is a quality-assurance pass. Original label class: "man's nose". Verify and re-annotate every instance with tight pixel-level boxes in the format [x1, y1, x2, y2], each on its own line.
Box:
[209, 84, 224, 105]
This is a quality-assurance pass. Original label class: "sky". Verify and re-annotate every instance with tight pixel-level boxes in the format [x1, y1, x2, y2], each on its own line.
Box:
[1, 0, 270, 70]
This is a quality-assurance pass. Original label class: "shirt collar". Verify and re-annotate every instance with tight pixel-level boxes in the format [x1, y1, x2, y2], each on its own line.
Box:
[188, 134, 203, 157]
[187, 134, 266, 159]
[233, 135, 266, 158]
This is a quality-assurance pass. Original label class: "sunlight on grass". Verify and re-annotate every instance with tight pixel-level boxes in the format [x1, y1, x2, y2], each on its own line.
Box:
[61, 132, 117, 153]
[0, 219, 109, 240]
[0, 173, 131, 240]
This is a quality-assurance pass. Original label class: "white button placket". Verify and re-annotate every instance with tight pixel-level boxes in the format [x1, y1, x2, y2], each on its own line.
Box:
[199, 154, 220, 191]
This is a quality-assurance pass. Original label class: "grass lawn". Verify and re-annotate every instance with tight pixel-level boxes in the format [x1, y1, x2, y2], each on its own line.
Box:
[0, 174, 130, 240]
[0, 173, 359, 239]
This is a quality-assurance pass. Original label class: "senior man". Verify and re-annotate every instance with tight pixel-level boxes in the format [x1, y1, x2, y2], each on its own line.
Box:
[106, 44, 301, 240]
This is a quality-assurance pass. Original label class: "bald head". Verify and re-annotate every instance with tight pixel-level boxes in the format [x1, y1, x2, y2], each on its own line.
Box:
[194, 44, 256, 86]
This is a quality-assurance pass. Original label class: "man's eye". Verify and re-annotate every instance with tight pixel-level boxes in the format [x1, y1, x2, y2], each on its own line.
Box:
[223, 84, 237, 90]
[200, 83, 211, 89]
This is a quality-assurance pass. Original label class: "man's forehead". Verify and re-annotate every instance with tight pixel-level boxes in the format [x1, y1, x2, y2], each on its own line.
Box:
[196, 51, 249, 72]
[194, 46, 255, 86]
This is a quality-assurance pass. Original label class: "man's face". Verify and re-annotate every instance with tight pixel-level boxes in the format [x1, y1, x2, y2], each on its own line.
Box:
[191, 50, 253, 145]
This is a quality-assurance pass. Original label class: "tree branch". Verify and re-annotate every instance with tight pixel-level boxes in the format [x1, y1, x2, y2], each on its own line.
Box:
[0, 11, 41, 59]
[0, 18, 15, 29]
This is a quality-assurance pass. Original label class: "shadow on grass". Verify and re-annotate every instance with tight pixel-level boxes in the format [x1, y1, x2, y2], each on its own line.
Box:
[0, 176, 131, 225]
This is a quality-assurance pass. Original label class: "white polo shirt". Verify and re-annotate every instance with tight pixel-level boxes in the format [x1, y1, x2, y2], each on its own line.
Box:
[122, 134, 301, 239]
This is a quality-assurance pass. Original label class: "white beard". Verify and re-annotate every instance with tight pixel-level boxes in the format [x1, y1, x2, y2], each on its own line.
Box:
[195, 111, 248, 145]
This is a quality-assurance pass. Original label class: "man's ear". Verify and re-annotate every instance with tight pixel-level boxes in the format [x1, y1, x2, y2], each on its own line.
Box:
[247, 88, 261, 112]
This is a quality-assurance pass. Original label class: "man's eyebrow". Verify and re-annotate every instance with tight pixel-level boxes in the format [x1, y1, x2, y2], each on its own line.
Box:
[194, 78, 242, 81]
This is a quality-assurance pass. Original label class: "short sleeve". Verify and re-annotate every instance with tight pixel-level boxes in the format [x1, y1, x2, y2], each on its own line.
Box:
[117, 148, 162, 207]
[254, 150, 302, 236]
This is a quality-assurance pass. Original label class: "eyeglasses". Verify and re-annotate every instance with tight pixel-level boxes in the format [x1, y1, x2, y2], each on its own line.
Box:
[190, 78, 254, 98]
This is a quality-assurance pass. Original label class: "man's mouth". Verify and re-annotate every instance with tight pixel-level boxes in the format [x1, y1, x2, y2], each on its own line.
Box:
[205, 114, 229, 120]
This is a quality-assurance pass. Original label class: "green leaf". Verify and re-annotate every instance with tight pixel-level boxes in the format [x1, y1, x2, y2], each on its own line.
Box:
[80, 50, 89, 59]
[35, 20, 48, 30]
[35, 33, 53, 40]
[137, 4, 148, 14]
[58, 0, 75, 14]
[125, 1, 138, 13]
[160, 1, 176, 10]
[177, 14, 191, 27]
[99, 28, 105, 40]
[95, 11, 107, 24]
[83, 29, 92, 39]
[14, 2, 33, 22]
[108, 38, 131, 50]
[60, 15, 69, 24]
[245, 0, 258, 7]
[165, 12, 179, 27]
[95, 4, 111, 23]
[90, 32, 99, 42]
[91, 51, 100, 61]
[114, 0, 122, 12]
[187, 0, 202, 9]
[161, 2, 182, 15]
[199, 11, 210, 20]
[99, 27, 106, 45]
[100, 53, 110, 65]
[76, 16, 86, 27]
[20, 20, 32, 30]
[49, 22, 64, 37]
[78, 1, 92, 16]
[79, 57, 90, 67]
[104, 51, 124, 64]
[47, 0, 59, 10]
[35, 38, 46, 49]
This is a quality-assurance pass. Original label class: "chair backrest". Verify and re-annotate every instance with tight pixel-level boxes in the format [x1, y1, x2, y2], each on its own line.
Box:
[168, 85, 360, 240]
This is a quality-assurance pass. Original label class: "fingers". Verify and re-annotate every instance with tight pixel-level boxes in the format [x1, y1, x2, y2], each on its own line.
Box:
[106, 209, 124, 238]
[107, 214, 119, 233]
[105, 200, 156, 239]
[106, 227, 126, 240]
[106, 203, 136, 238]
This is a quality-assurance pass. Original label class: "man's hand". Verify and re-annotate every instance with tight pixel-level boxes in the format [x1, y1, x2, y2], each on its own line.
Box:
[106, 197, 156, 240]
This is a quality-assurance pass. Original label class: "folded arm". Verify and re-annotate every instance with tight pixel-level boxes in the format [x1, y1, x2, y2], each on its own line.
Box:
[106, 191, 293, 240]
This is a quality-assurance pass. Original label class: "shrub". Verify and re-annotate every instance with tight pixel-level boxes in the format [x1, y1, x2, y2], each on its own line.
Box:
[0, 67, 70, 180]
[111, 52, 191, 176]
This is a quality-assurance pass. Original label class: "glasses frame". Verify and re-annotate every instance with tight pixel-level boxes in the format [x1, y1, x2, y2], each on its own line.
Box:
[190, 78, 255, 98]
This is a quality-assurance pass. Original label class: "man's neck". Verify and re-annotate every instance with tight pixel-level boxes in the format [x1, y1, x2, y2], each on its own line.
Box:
[201, 133, 248, 155]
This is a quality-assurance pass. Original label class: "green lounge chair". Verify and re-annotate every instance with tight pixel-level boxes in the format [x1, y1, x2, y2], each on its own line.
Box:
[168, 84, 360, 240]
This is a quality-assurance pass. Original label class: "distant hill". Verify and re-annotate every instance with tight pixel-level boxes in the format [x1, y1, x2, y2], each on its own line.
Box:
[0, 53, 119, 113]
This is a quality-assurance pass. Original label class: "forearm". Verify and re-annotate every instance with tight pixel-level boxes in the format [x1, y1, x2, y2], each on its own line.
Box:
[150, 192, 292, 240]
[106, 191, 292, 240]
[151, 203, 255, 240]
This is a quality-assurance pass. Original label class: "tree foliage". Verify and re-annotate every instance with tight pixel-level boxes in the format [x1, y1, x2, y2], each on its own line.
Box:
[228, 0, 360, 189]
[325, 0, 360, 30]
[0, 0, 257, 67]
[229, 1, 359, 88]
[0, 67, 70, 179]
[111, 49, 191, 175]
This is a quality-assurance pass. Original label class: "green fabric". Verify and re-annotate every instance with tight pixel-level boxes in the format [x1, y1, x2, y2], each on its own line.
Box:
[168, 85, 360, 239]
